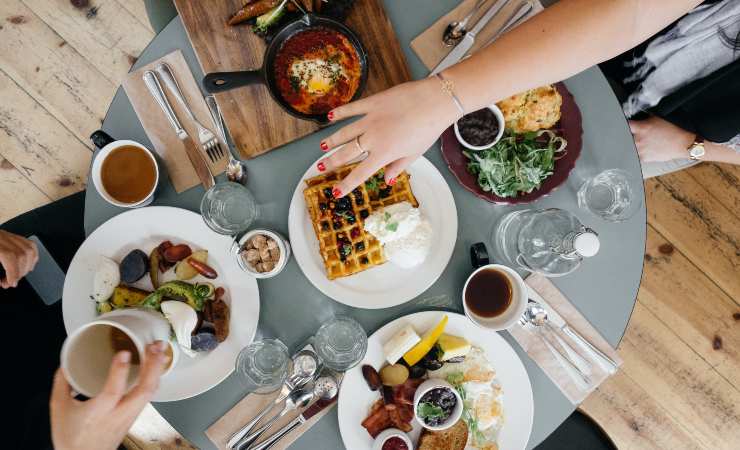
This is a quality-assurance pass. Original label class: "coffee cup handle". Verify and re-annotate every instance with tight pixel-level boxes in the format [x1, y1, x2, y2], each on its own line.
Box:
[470, 242, 490, 269]
[90, 130, 116, 150]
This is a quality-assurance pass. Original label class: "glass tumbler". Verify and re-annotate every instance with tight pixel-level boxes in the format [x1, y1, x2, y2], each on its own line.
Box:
[235, 338, 290, 394]
[200, 181, 258, 235]
[577, 168, 641, 222]
[313, 316, 368, 371]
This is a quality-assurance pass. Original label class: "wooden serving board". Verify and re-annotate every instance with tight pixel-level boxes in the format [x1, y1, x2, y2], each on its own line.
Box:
[173, 0, 411, 159]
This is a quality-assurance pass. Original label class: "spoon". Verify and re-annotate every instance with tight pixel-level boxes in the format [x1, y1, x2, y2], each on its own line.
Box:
[443, 0, 488, 46]
[205, 95, 247, 185]
[227, 350, 319, 449]
[250, 376, 339, 450]
[521, 302, 592, 389]
[236, 387, 315, 450]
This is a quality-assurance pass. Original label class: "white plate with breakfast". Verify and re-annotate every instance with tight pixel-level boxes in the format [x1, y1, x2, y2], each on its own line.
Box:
[288, 156, 457, 309]
[62, 206, 260, 401]
[337, 311, 534, 450]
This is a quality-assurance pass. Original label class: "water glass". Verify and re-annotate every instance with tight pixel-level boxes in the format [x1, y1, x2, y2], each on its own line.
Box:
[313, 316, 368, 371]
[235, 339, 290, 394]
[577, 169, 641, 222]
[200, 182, 258, 235]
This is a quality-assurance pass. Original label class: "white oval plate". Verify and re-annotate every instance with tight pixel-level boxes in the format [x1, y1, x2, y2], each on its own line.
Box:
[62, 206, 260, 402]
[288, 156, 457, 309]
[338, 312, 534, 450]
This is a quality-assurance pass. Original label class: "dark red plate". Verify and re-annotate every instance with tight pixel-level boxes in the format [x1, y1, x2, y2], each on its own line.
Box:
[440, 82, 583, 204]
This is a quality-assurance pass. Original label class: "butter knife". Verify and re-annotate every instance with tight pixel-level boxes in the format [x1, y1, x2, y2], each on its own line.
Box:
[431, 0, 510, 75]
[248, 397, 337, 450]
[143, 70, 215, 190]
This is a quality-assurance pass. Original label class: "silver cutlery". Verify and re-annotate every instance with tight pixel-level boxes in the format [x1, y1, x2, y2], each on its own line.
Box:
[478, 0, 533, 50]
[527, 301, 592, 375]
[155, 62, 225, 163]
[227, 350, 319, 449]
[237, 387, 315, 450]
[443, 0, 488, 46]
[561, 322, 618, 375]
[249, 376, 339, 450]
[520, 302, 591, 389]
[142, 70, 215, 189]
[431, 0, 510, 75]
[205, 95, 247, 185]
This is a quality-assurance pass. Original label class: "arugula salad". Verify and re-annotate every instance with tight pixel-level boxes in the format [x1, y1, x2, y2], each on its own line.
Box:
[464, 130, 567, 198]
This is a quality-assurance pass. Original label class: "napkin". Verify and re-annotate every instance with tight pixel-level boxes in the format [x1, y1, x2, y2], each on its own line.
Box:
[511, 273, 623, 404]
[410, 0, 544, 71]
[206, 370, 343, 450]
[121, 50, 227, 193]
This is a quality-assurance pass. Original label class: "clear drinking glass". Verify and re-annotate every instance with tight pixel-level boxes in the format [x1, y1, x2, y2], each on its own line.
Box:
[200, 182, 258, 235]
[235, 338, 290, 394]
[313, 316, 368, 371]
[577, 169, 641, 222]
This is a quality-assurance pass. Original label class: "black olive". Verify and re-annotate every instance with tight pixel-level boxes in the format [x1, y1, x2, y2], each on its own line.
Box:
[408, 364, 426, 379]
[360, 210, 370, 219]
[420, 346, 443, 370]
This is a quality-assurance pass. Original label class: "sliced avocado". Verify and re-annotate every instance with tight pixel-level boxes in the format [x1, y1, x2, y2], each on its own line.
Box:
[157, 280, 206, 311]
[253, 4, 285, 33]
[140, 291, 163, 310]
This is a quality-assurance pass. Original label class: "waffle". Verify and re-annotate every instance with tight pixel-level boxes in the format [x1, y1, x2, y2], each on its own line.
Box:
[303, 164, 418, 279]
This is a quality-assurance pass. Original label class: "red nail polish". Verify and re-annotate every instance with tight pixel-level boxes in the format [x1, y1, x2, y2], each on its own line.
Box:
[332, 187, 342, 198]
[388, 177, 397, 186]
[317, 162, 326, 172]
[327, 111, 335, 121]
[320, 141, 329, 151]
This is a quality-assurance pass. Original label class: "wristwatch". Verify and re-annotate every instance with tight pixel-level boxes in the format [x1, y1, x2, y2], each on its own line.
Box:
[687, 136, 706, 160]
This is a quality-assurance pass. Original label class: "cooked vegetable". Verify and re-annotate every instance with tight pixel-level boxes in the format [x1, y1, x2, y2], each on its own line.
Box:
[187, 258, 218, 279]
[163, 244, 192, 263]
[140, 291, 163, 310]
[402, 315, 448, 366]
[157, 241, 175, 272]
[195, 282, 215, 299]
[420, 346, 444, 371]
[252, 2, 286, 33]
[175, 250, 208, 280]
[206, 298, 230, 342]
[362, 365, 382, 391]
[227, 0, 282, 26]
[149, 248, 160, 288]
[191, 331, 219, 352]
[119, 249, 149, 284]
[96, 301, 113, 314]
[464, 130, 567, 198]
[157, 280, 208, 311]
[111, 285, 151, 308]
[380, 364, 409, 386]
[407, 363, 426, 379]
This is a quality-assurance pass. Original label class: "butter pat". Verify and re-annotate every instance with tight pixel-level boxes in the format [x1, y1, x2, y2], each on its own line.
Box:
[383, 324, 421, 365]
[438, 333, 471, 361]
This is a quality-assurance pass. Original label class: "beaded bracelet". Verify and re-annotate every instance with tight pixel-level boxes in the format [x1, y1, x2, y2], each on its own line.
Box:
[435, 72, 465, 116]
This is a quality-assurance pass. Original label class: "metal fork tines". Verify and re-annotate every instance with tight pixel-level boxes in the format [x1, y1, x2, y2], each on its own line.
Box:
[155, 62, 225, 163]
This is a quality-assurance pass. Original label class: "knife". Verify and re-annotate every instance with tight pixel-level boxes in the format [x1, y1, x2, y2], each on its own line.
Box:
[430, 0, 510, 75]
[143, 70, 215, 190]
[247, 396, 337, 450]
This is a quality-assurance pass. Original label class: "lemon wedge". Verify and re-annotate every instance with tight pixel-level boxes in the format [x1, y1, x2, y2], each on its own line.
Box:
[402, 315, 448, 366]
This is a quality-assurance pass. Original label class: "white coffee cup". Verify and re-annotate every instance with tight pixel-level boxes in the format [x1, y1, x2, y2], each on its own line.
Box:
[462, 264, 528, 331]
[91, 139, 159, 208]
[60, 308, 170, 397]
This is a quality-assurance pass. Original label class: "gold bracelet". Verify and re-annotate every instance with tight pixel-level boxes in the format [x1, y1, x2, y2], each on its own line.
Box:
[435, 72, 465, 116]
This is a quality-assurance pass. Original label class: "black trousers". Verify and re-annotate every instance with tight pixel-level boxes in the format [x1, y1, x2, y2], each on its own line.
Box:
[0, 192, 86, 450]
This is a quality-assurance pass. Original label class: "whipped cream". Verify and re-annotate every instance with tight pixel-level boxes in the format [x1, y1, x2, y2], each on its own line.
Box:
[364, 201, 432, 268]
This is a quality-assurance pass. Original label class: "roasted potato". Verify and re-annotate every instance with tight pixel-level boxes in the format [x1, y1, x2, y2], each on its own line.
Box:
[111, 285, 151, 308]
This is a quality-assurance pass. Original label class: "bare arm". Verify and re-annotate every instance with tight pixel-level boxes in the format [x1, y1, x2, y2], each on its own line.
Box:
[320, 0, 704, 195]
[446, 0, 703, 111]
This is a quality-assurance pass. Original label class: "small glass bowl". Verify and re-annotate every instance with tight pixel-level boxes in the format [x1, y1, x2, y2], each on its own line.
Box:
[234, 229, 291, 279]
[454, 104, 505, 151]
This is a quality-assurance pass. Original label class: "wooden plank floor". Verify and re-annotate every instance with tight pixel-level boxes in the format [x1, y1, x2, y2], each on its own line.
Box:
[1, 2, 738, 449]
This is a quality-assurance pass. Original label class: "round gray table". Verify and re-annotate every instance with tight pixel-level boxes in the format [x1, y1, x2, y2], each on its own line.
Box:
[85, 1, 646, 448]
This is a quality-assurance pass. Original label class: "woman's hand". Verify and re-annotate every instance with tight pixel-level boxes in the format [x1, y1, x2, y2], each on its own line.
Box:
[50, 341, 169, 450]
[629, 116, 695, 163]
[0, 230, 38, 288]
[317, 77, 461, 197]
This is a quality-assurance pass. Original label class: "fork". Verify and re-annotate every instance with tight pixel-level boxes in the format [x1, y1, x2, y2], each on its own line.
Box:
[155, 62, 225, 163]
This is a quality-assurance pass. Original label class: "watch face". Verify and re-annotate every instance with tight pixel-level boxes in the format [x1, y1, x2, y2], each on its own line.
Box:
[690, 144, 706, 159]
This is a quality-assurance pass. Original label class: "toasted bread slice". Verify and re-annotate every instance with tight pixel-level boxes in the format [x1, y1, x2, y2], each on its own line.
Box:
[417, 419, 468, 450]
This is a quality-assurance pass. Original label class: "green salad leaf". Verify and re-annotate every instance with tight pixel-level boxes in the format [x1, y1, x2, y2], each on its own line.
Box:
[464, 130, 567, 198]
[417, 402, 446, 420]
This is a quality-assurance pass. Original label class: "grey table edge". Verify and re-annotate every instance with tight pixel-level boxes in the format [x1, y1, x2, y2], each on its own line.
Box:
[87, 2, 646, 449]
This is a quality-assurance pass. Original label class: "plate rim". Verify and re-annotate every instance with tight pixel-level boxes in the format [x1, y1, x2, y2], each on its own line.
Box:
[287, 156, 458, 309]
[336, 311, 535, 450]
[61, 206, 260, 402]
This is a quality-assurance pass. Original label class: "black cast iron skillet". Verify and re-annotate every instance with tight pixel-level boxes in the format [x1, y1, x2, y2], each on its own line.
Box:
[202, 13, 368, 125]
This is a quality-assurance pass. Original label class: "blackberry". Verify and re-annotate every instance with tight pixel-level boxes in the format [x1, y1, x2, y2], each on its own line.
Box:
[323, 187, 333, 199]
[319, 202, 328, 211]
[335, 197, 351, 211]
[355, 242, 365, 251]
[321, 221, 330, 231]
[379, 187, 392, 198]
[360, 210, 370, 219]
[333, 221, 343, 230]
